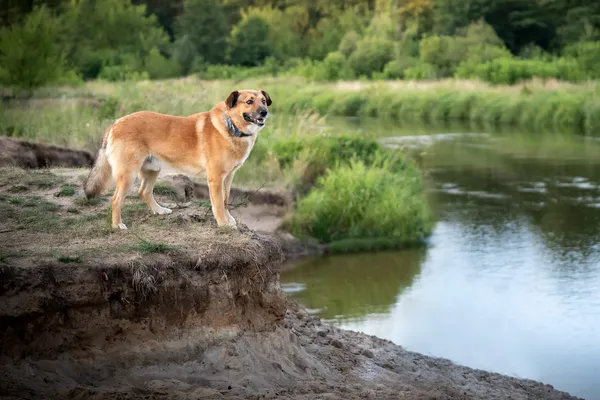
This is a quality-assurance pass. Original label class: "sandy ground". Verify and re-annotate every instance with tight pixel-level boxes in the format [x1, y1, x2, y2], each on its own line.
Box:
[0, 306, 580, 400]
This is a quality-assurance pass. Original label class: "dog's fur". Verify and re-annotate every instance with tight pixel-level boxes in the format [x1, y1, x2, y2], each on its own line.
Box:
[84, 89, 272, 229]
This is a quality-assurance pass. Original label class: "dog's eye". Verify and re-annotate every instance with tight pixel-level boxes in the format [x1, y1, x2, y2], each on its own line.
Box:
[262, 99, 266, 104]
[246, 99, 253, 105]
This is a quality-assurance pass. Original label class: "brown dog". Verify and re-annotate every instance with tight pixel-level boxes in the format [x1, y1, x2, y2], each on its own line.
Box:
[84, 89, 271, 229]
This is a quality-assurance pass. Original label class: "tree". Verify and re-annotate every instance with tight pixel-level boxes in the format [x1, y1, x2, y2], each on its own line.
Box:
[62, 0, 169, 79]
[176, 0, 229, 64]
[0, 6, 70, 91]
[227, 16, 271, 66]
[432, 0, 555, 54]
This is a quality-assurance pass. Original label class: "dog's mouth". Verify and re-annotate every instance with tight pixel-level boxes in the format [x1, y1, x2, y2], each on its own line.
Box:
[243, 113, 266, 126]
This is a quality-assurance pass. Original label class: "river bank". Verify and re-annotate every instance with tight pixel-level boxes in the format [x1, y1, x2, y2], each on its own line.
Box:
[0, 166, 581, 399]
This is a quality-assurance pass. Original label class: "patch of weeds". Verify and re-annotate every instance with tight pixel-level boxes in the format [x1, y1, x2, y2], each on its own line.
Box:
[74, 196, 104, 206]
[153, 182, 178, 198]
[56, 184, 76, 197]
[3, 196, 62, 232]
[0, 195, 9, 202]
[23, 171, 64, 189]
[57, 255, 82, 263]
[66, 207, 80, 214]
[8, 184, 29, 193]
[8, 197, 24, 205]
[196, 200, 211, 208]
[137, 238, 173, 254]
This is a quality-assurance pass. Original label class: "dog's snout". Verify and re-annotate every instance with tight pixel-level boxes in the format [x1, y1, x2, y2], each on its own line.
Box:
[259, 108, 268, 117]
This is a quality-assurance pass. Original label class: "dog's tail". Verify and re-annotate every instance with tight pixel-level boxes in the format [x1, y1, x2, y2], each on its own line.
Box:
[84, 147, 112, 199]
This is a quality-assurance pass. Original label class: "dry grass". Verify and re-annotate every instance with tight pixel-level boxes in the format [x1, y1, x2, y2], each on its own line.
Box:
[0, 167, 283, 270]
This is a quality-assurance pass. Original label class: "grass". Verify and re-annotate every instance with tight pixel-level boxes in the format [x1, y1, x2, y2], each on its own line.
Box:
[56, 184, 76, 197]
[57, 255, 82, 263]
[291, 159, 433, 246]
[0, 166, 279, 266]
[152, 182, 178, 198]
[137, 238, 173, 254]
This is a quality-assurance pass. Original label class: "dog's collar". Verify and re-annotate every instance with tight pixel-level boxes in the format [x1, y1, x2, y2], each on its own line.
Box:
[225, 114, 252, 138]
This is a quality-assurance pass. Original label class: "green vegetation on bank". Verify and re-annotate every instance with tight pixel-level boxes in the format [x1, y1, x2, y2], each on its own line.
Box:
[2, 0, 600, 92]
[277, 81, 600, 135]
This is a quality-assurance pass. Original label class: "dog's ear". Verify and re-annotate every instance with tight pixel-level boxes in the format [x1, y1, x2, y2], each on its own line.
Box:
[226, 90, 239, 109]
[261, 90, 272, 106]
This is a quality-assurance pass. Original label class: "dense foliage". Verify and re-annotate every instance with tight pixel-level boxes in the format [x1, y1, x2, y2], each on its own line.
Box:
[2, 0, 600, 90]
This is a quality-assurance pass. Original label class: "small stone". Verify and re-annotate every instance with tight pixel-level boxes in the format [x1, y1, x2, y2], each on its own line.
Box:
[331, 339, 344, 349]
[317, 330, 328, 337]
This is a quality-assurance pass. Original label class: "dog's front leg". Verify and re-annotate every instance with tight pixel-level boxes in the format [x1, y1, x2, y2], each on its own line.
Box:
[208, 171, 236, 227]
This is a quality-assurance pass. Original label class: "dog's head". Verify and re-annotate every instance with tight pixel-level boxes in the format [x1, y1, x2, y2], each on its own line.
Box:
[225, 89, 272, 131]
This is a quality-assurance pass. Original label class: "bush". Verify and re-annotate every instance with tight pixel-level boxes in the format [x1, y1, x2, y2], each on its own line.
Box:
[63, 0, 169, 79]
[291, 159, 433, 245]
[98, 64, 148, 82]
[314, 51, 354, 81]
[227, 15, 271, 66]
[564, 41, 600, 79]
[403, 62, 438, 80]
[378, 58, 420, 79]
[144, 48, 181, 79]
[338, 31, 360, 57]
[456, 57, 586, 84]
[0, 6, 71, 91]
[172, 35, 198, 75]
[176, 0, 229, 64]
[348, 38, 394, 77]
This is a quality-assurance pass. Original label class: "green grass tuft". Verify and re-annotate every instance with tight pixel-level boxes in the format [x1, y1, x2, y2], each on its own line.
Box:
[74, 196, 104, 206]
[137, 239, 173, 254]
[56, 184, 76, 197]
[57, 255, 82, 263]
[153, 182, 178, 198]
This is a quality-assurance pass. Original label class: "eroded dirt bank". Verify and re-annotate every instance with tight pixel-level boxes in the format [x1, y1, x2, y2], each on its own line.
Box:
[0, 166, 581, 400]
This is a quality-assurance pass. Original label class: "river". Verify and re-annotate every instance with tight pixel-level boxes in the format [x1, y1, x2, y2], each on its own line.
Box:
[280, 119, 600, 400]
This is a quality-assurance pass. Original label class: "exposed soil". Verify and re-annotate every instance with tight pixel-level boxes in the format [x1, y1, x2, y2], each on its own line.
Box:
[0, 167, 582, 400]
[0, 137, 95, 169]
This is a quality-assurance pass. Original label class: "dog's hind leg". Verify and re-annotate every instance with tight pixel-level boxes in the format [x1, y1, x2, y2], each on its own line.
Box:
[111, 170, 134, 230]
[138, 156, 172, 215]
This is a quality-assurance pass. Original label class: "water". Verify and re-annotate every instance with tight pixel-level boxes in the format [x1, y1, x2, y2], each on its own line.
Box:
[280, 124, 600, 400]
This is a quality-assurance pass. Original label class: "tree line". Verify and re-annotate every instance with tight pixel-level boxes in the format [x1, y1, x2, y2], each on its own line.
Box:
[1, 0, 599, 90]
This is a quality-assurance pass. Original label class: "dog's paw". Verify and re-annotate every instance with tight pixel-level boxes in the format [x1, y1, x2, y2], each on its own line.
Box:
[153, 206, 172, 215]
[113, 223, 128, 230]
[227, 213, 237, 227]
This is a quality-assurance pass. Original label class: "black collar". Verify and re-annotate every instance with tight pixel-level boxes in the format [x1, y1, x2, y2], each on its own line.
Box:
[225, 114, 253, 138]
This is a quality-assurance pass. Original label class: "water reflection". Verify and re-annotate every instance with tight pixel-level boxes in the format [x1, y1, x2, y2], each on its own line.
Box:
[281, 130, 600, 399]
[281, 250, 424, 323]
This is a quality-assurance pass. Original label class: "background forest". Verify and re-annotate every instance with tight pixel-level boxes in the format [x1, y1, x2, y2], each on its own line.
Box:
[2, 0, 600, 90]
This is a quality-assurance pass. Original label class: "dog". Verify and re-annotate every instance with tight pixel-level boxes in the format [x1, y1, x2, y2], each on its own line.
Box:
[84, 89, 271, 230]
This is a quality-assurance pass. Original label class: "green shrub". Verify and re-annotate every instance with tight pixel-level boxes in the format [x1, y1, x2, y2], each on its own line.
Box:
[348, 38, 394, 77]
[0, 6, 72, 91]
[98, 64, 148, 82]
[144, 48, 182, 79]
[291, 159, 433, 245]
[338, 31, 360, 57]
[176, 0, 229, 64]
[564, 41, 600, 79]
[172, 35, 198, 75]
[456, 57, 586, 84]
[315, 51, 354, 81]
[227, 16, 271, 67]
[378, 57, 420, 80]
[403, 62, 438, 80]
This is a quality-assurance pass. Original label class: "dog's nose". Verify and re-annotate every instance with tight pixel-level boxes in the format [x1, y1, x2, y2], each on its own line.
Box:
[259, 109, 268, 117]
